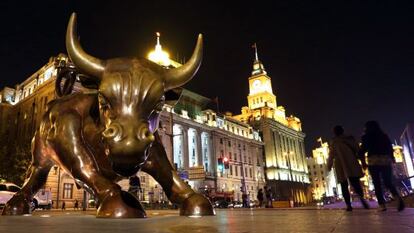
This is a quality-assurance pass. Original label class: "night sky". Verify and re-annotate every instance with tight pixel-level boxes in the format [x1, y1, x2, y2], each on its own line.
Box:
[1, 1, 413, 153]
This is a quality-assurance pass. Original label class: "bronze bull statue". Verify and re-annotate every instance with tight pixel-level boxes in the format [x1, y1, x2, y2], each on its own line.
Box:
[2, 13, 215, 218]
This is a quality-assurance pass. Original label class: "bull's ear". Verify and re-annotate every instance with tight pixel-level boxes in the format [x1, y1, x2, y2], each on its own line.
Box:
[78, 74, 100, 89]
[164, 88, 183, 106]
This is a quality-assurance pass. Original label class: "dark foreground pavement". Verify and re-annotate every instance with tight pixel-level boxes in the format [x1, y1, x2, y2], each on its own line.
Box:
[0, 208, 413, 233]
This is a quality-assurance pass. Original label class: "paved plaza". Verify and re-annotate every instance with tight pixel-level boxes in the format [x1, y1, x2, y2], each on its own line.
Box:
[0, 207, 413, 233]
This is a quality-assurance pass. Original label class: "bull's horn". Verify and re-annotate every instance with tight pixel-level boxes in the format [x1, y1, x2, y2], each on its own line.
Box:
[164, 34, 203, 90]
[66, 13, 105, 78]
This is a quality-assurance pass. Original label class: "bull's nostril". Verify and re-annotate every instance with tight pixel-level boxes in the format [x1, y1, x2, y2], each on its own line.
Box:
[107, 128, 114, 135]
[137, 126, 154, 141]
[102, 124, 121, 139]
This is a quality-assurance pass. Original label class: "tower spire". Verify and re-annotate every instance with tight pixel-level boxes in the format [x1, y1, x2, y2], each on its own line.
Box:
[254, 43, 259, 61]
[251, 43, 266, 75]
[156, 32, 161, 49]
[148, 32, 171, 67]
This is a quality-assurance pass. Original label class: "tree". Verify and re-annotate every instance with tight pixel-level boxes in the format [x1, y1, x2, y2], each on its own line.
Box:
[0, 139, 32, 186]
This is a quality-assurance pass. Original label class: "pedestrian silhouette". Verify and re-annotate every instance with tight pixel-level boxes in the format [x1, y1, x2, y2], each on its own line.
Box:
[264, 186, 272, 208]
[74, 199, 79, 210]
[327, 125, 369, 211]
[358, 121, 405, 211]
[257, 188, 264, 208]
[61, 201, 66, 210]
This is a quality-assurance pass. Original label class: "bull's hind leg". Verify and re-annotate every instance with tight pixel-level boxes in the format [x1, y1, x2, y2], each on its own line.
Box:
[142, 133, 215, 216]
[2, 132, 53, 215]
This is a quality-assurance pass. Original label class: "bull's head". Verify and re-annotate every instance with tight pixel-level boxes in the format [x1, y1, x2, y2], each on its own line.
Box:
[66, 13, 202, 176]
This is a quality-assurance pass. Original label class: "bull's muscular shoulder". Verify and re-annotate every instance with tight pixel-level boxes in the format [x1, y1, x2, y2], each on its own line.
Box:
[40, 93, 98, 138]
[48, 93, 97, 117]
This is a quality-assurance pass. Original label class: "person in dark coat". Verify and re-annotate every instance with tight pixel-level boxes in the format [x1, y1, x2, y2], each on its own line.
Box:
[257, 188, 264, 208]
[327, 125, 369, 211]
[264, 186, 272, 208]
[74, 199, 79, 210]
[358, 121, 405, 211]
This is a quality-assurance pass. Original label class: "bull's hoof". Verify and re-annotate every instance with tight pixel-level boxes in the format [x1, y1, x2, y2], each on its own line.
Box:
[96, 191, 146, 218]
[1, 193, 31, 216]
[180, 193, 215, 216]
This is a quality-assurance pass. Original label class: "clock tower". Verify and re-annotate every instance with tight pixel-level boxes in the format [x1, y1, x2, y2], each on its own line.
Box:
[247, 44, 277, 110]
[233, 44, 308, 205]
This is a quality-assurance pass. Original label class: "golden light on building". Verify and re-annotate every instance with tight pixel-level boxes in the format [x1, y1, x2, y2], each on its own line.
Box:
[148, 32, 171, 67]
[308, 139, 334, 200]
[232, 43, 311, 205]
[393, 144, 404, 163]
[234, 44, 302, 131]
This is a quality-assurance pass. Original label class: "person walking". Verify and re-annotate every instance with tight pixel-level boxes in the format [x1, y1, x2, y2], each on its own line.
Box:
[327, 125, 369, 211]
[61, 201, 66, 211]
[257, 188, 264, 208]
[358, 121, 405, 211]
[74, 199, 79, 210]
[264, 186, 272, 208]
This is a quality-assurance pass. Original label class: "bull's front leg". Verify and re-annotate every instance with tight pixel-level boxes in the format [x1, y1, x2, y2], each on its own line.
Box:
[2, 132, 53, 215]
[142, 133, 215, 216]
[50, 112, 145, 218]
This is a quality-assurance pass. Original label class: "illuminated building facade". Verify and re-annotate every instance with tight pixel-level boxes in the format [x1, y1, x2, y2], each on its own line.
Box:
[306, 138, 414, 202]
[393, 144, 409, 179]
[135, 35, 265, 203]
[152, 92, 265, 203]
[400, 124, 414, 187]
[233, 45, 311, 204]
[307, 139, 339, 200]
[0, 54, 89, 209]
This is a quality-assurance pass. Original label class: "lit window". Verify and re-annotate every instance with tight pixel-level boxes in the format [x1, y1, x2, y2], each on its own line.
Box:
[63, 183, 73, 199]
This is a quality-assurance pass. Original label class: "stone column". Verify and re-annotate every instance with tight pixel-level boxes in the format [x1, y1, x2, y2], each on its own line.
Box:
[196, 129, 203, 167]
[299, 140, 307, 172]
[293, 139, 299, 170]
[295, 139, 303, 171]
[209, 132, 215, 176]
[272, 131, 280, 168]
[182, 126, 189, 169]
[171, 124, 179, 168]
